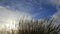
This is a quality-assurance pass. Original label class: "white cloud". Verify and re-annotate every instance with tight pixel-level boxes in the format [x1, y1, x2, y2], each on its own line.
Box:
[0, 6, 32, 25]
[53, 10, 60, 25]
[48, 0, 60, 10]
[49, 0, 60, 6]
[48, 0, 60, 24]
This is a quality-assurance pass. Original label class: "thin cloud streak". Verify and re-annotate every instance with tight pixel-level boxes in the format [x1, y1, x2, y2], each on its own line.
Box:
[0, 6, 32, 25]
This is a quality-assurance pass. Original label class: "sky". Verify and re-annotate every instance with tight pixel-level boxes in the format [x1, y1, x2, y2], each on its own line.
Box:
[0, 0, 60, 25]
[0, 0, 57, 19]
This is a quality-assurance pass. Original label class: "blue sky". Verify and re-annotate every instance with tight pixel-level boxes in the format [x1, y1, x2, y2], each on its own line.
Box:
[0, 0, 57, 19]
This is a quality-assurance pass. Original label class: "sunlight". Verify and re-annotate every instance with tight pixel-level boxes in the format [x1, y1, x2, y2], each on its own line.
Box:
[5, 19, 16, 30]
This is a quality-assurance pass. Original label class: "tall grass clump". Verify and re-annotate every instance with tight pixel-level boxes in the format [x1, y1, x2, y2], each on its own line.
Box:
[18, 18, 60, 34]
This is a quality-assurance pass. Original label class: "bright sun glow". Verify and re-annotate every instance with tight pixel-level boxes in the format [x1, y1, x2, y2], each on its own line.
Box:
[6, 24, 15, 30]
[5, 19, 16, 30]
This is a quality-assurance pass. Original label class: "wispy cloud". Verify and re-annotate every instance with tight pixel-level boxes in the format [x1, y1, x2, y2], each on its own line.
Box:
[48, 0, 60, 24]
[0, 6, 32, 25]
[53, 10, 60, 25]
[49, 0, 60, 6]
